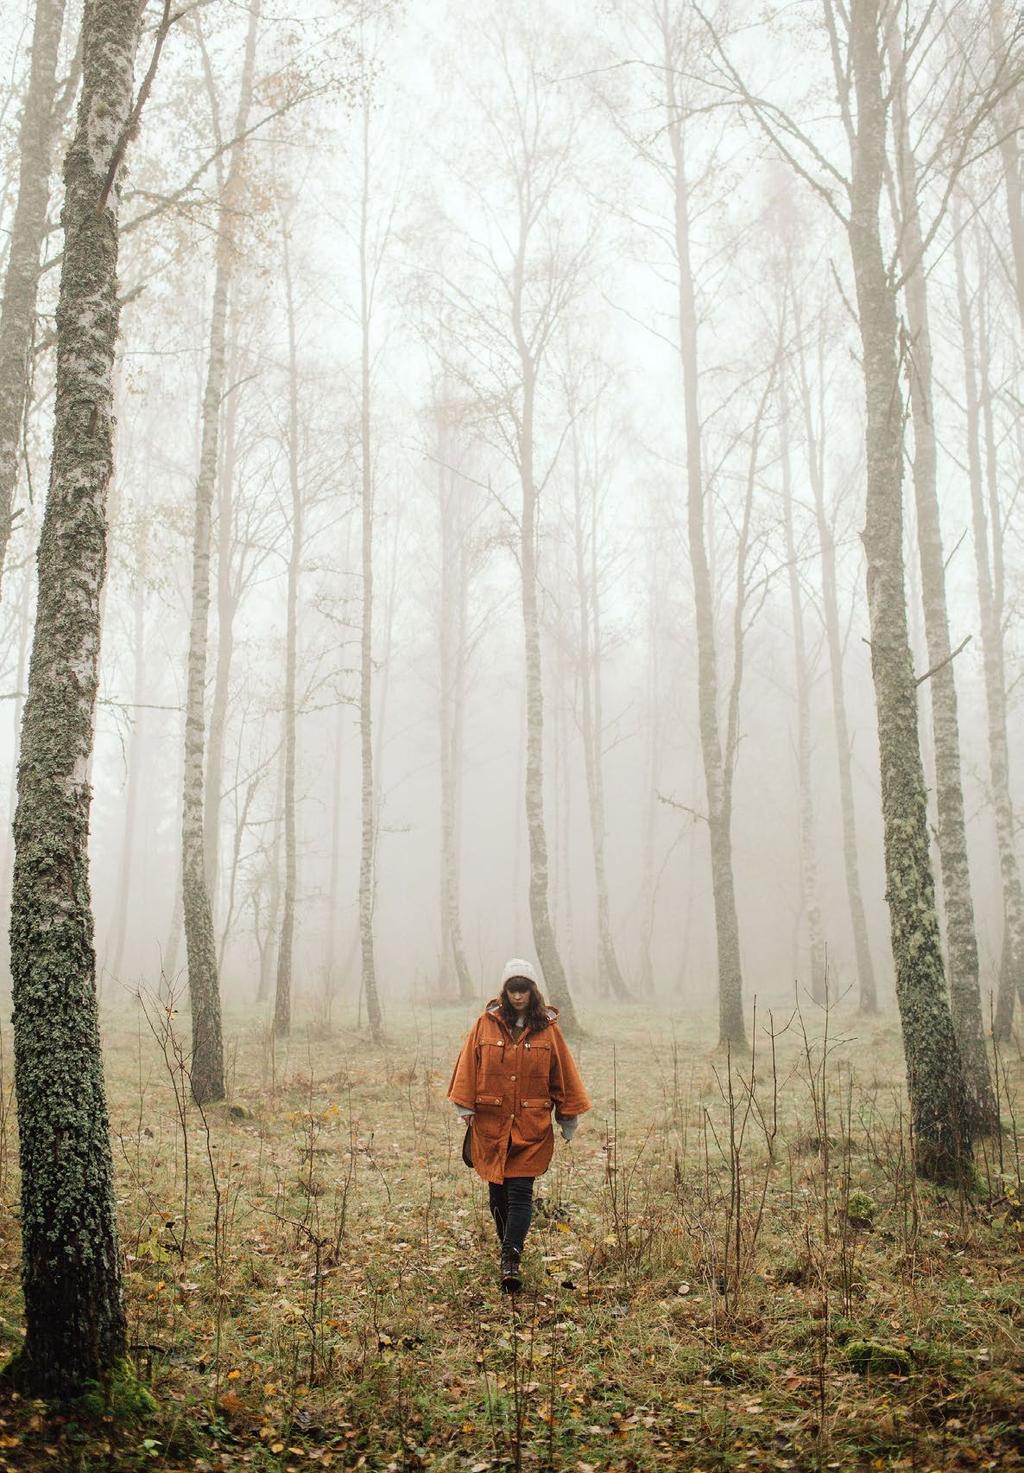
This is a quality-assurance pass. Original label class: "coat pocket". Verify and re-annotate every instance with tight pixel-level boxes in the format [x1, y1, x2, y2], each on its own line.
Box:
[473, 1095, 505, 1135]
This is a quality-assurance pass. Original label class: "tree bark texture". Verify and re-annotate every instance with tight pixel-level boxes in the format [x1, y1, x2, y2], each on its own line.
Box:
[8, 0, 141, 1396]
[888, 30, 996, 1129]
[664, 50, 745, 1047]
[181, 0, 260, 1100]
[0, 0, 67, 596]
[847, 0, 970, 1184]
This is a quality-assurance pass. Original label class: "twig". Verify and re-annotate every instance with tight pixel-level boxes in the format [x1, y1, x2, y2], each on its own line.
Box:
[915, 633, 972, 686]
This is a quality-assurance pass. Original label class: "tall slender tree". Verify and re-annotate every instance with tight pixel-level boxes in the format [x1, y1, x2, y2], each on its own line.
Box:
[433, 392, 477, 1000]
[7, 0, 145, 1395]
[887, 20, 996, 1128]
[274, 219, 304, 1037]
[843, 0, 970, 1181]
[566, 387, 630, 1000]
[709, 0, 976, 1177]
[779, 348, 827, 1004]
[0, 0, 68, 596]
[953, 206, 1024, 1039]
[181, 0, 261, 1100]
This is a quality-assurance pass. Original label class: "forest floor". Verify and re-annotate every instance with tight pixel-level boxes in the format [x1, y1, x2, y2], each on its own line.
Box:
[0, 991, 1021, 1472]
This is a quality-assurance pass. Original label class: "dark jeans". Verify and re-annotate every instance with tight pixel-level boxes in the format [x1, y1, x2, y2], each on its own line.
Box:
[488, 1177, 534, 1256]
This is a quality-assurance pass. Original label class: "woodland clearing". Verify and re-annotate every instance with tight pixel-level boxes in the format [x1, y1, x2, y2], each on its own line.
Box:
[0, 997, 1021, 1472]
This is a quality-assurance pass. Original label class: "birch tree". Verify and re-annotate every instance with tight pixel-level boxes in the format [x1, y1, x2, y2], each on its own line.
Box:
[431, 390, 481, 1001]
[709, 0, 998, 1179]
[181, 0, 261, 1101]
[7, 0, 146, 1395]
[953, 206, 1024, 1039]
[0, 0, 68, 596]
[603, 0, 752, 1043]
[565, 374, 630, 1000]
[886, 21, 996, 1127]
[778, 345, 827, 1004]
[433, 9, 588, 1030]
[273, 218, 303, 1037]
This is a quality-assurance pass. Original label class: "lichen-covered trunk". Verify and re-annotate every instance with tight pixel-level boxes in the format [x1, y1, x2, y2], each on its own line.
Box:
[0, 0, 67, 596]
[181, 2, 260, 1100]
[889, 34, 996, 1130]
[797, 317, 879, 1011]
[8, 0, 141, 1396]
[437, 424, 473, 1001]
[953, 215, 1024, 1039]
[665, 84, 745, 1047]
[0, 573, 31, 983]
[780, 363, 826, 1003]
[273, 229, 301, 1038]
[847, 0, 970, 1185]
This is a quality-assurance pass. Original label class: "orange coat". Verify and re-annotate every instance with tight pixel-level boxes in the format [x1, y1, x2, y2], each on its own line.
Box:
[448, 1002, 592, 1185]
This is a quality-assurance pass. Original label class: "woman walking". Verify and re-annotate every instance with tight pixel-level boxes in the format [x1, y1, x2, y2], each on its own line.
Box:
[448, 959, 591, 1291]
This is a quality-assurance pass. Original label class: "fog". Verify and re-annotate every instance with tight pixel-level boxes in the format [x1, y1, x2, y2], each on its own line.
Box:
[0, 0, 1021, 1031]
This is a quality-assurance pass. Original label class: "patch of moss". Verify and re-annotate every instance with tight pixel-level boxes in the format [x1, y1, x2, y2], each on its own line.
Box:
[844, 1339, 912, 1376]
[77, 1359, 157, 1420]
[844, 1189, 876, 1228]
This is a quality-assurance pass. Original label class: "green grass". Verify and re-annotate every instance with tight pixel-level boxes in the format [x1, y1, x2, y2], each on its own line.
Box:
[0, 996, 1020, 1470]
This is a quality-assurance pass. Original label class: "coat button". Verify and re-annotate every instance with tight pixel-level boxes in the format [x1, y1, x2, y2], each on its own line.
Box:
[510, 1074, 516, 1081]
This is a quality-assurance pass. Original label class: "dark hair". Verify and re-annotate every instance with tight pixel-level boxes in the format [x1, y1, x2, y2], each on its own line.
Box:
[499, 975, 550, 1032]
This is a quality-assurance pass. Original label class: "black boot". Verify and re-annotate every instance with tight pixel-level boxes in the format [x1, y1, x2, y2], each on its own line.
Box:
[500, 1247, 522, 1293]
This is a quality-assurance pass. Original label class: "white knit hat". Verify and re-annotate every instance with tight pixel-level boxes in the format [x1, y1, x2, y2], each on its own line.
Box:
[500, 957, 539, 988]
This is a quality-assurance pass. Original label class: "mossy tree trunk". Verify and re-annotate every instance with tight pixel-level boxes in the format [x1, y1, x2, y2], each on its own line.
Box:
[887, 23, 997, 1131]
[8, 0, 142, 1397]
[0, 0, 67, 597]
[847, 0, 971, 1185]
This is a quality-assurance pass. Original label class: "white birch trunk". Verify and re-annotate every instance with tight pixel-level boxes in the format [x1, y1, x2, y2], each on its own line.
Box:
[8, 0, 141, 1394]
[0, 0, 67, 594]
[846, 0, 970, 1184]
[888, 28, 996, 1128]
[181, 0, 260, 1101]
